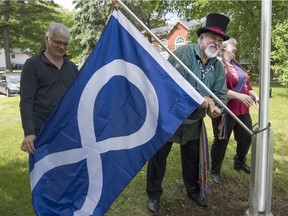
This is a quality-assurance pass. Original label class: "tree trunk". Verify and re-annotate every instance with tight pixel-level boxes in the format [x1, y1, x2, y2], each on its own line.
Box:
[3, 26, 12, 71]
[3, 0, 12, 71]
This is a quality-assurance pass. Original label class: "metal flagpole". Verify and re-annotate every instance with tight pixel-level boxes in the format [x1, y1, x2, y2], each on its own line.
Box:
[246, 0, 274, 215]
[115, 0, 274, 215]
[114, 0, 253, 136]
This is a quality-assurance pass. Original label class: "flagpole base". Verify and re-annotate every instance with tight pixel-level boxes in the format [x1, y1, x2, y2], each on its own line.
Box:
[245, 208, 273, 216]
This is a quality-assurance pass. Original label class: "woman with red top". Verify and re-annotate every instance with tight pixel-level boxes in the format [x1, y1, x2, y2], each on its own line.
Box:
[210, 38, 259, 185]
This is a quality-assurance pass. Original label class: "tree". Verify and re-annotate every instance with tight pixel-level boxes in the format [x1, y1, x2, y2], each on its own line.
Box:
[71, 0, 288, 84]
[271, 21, 288, 86]
[0, 0, 55, 70]
[0, 0, 78, 70]
[72, 0, 178, 64]
[183, 0, 261, 64]
[71, 0, 113, 65]
[185, 0, 288, 83]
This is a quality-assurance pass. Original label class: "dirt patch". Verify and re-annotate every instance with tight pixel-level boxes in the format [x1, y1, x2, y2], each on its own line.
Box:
[157, 177, 288, 216]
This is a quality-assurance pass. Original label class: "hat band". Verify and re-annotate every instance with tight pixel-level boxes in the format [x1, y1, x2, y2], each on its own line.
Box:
[208, 27, 225, 35]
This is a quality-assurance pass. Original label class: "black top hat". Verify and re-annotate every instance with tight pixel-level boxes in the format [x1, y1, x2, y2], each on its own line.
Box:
[197, 13, 230, 41]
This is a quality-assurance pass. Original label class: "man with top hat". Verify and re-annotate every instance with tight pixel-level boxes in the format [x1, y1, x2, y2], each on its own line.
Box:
[146, 13, 230, 213]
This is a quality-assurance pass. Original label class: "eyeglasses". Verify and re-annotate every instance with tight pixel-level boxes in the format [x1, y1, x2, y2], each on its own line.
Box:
[49, 38, 69, 47]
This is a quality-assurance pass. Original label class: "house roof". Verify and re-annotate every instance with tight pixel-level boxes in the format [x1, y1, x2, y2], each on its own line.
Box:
[180, 18, 205, 30]
[150, 24, 175, 37]
[149, 17, 205, 38]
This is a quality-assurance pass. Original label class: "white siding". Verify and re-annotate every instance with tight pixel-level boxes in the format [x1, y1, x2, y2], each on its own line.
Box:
[0, 49, 6, 70]
[0, 48, 31, 70]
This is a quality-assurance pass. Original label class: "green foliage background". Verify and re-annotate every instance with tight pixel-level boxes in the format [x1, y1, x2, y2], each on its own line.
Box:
[1, 0, 288, 84]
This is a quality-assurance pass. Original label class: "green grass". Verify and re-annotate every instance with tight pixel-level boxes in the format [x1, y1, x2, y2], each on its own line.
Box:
[0, 84, 287, 215]
[0, 96, 32, 215]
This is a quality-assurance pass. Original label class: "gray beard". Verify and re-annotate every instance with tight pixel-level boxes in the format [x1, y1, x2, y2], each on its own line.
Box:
[204, 45, 219, 58]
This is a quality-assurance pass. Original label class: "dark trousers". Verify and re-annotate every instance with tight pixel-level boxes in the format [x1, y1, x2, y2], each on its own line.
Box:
[211, 114, 252, 174]
[146, 140, 200, 200]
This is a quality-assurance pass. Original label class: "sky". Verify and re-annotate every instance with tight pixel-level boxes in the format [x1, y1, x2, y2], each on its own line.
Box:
[52, 1, 178, 23]
[53, 0, 75, 11]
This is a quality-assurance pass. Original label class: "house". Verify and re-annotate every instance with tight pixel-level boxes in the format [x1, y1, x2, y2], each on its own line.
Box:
[144, 18, 205, 59]
[0, 48, 31, 71]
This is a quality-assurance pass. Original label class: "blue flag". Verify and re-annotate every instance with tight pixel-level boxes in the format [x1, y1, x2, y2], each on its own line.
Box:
[29, 10, 204, 215]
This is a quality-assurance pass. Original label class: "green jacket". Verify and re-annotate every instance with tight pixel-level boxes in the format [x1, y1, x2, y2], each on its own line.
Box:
[168, 44, 227, 144]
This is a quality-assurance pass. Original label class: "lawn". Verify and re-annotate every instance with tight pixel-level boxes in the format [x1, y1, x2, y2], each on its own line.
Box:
[0, 84, 287, 215]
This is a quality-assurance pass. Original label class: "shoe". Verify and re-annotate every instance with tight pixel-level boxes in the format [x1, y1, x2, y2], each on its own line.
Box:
[190, 195, 211, 209]
[211, 173, 223, 185]
[147, 198, 160, 213]
[234, 163, 251, 174]
[234, 155, 251, 174]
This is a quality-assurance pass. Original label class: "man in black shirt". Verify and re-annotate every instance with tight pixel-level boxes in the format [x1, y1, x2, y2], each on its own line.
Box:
[20, 23, 78, 154]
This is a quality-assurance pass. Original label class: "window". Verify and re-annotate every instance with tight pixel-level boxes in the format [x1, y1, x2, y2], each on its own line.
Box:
[175, 36, 185, 49]
[11, 54, 15, 58]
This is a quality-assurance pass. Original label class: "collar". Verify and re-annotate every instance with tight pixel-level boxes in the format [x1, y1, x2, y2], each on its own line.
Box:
[40, 50, 68, 64]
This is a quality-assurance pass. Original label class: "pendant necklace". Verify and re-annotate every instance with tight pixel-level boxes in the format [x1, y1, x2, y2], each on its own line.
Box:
[198, 59, 214, 80]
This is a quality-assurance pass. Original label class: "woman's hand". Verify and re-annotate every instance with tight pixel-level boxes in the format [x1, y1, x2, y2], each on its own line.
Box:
[238, 93, 255, 107]
[253, 96, 259, 108]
